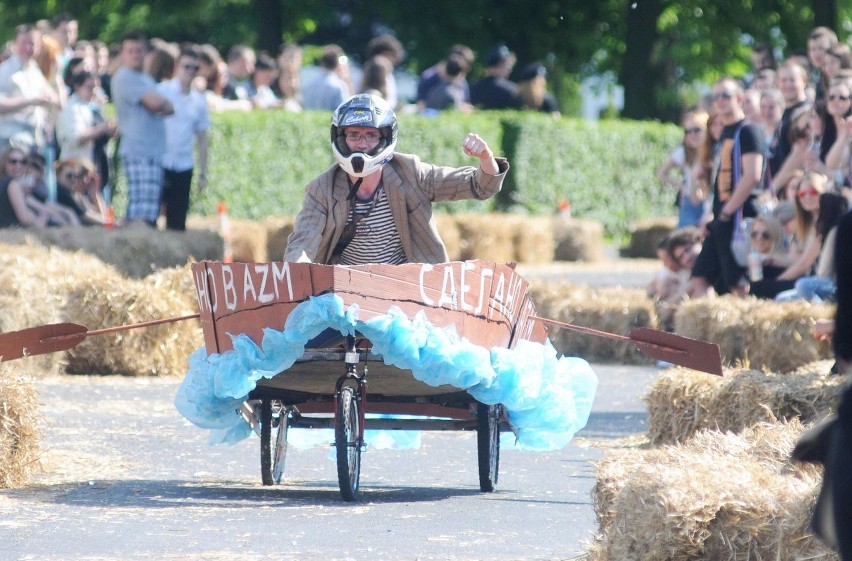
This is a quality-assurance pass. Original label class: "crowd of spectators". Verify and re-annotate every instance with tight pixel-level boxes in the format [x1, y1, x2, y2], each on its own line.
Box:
[652, 25, 852, 327]
[0, 15, 561, 232]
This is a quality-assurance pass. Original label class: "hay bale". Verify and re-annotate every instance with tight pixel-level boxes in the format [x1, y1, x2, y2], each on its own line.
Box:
[531, 281, 657, 363]
[0, 362, 42, 488]
[1, 224, 222, 278]
[60, 274, 202, 376]
[143, 262, 198, 303]
[434, 214, 462, 261]
[623, 217, 677, 258]
[551, 217, 604, 262]
[263, 215, 295, 262]
[455, 213, 516, 263]
[675, 297, 834, 371]
[589, 421, 834, 561]
[645, 363, 844, 445]
[511, 215, 555, 263]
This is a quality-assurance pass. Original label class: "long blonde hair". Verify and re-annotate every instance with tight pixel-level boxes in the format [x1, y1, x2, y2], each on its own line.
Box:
[682, 109, 708, 167]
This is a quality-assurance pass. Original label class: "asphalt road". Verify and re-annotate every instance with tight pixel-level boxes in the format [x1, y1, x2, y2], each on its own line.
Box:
[0, 363, 659, 561]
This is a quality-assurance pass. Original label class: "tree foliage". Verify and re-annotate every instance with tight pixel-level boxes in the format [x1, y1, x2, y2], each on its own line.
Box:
[0, 0, 848, 121]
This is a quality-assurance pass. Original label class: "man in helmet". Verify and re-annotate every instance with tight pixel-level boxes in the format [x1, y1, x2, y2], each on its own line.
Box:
[284, 93, 508, 265]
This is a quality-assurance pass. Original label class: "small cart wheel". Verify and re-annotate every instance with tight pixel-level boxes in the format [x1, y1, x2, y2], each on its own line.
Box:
[335, 385, 361, 501]
[477, 402, 500, 492]
[260, 399, 288, 486]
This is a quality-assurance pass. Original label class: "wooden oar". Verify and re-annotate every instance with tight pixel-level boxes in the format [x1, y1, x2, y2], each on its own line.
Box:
[0, 314, 200, 363]
[531, 316, 723, 376]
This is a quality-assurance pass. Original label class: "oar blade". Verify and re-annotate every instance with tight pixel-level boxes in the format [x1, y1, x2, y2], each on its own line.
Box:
[0, 323, 88, 362]
[629, 327, 724, 376]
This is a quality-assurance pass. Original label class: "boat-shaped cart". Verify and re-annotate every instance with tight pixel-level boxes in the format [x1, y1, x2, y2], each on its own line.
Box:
[191, 260, 549, 500]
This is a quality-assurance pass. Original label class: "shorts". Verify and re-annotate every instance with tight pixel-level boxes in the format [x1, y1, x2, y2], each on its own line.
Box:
[691, 218, 745, 294]
[122, 157, 164, 224]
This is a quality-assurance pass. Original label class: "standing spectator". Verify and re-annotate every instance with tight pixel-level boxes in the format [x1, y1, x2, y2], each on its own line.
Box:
[516, 62, 560, 118]
[768, 60, 809, 189]
[272, 43, 302, 112]
[157, 46, 210, 231]
[221, 44, 256, 101]
[807, 26, 839, 104]
[822, 44, 852, 92]
[359, 54, 393, 101]
[657, 109, 708, 228]
[470, 44, 521, 110]
[0, 24, 60, 151]
[753, 68, 777, 92]
[55, 70, 116, 185]
[363, 34, 405, 109]
[239, 52, 278, 108]
[818, 78, 852, 170]
[421, 53, 472, 112]
[688, 77, 765, 297]
[693, 111, 724, 209]
[50, 12, 78, 70]
[111, 31, 174, 226]
[145, 39, 178, 83]
[742, 87, 761, 124]
[416, 44, 475, 111]
[758, 88, 784, 152]
[301, 44, 351, 111]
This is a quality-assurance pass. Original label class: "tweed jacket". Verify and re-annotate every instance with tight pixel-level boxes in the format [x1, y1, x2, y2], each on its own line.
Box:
[284, 152, 509, 264]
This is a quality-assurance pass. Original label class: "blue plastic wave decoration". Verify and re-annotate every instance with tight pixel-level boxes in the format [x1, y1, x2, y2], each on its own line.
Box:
[175, 293, 598, 450]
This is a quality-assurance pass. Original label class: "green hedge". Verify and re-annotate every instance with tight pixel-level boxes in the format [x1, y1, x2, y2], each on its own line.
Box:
[114, 110, 681, 240]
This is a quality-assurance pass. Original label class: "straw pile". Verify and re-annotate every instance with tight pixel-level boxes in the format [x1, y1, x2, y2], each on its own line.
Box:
[510, 215, 555, 264]
[588, 420, 835, 561]
[263, 215, 296, 262]
[1, 223, 222, 278]
[185, 215, 263, 263]
[530, 281, 657, 363]
[675, 296, 834, 372]
[59, 270, 202, 376]
[0, 362, 42, 488]
[551, 217, 604, 262]
[455, 213, 517, 262]
[0, 242, 127, 375]
[623, 217, 677, 258]
[645, 363, 844, 445]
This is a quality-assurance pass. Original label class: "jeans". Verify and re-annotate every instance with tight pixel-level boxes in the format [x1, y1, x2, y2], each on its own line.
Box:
[794, 276, 837, 302]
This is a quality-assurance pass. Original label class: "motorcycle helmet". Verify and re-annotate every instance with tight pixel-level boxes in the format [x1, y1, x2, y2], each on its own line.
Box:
[330, 93, 398, 177]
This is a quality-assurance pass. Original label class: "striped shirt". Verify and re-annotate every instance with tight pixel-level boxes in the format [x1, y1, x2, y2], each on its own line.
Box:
[338, 186, 407, 265]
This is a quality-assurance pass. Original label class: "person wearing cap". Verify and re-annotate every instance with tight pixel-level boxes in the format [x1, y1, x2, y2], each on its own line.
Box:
[284, 93, 508, 265]
[469, 44, 522, 110]
[516, 62, 560, 118]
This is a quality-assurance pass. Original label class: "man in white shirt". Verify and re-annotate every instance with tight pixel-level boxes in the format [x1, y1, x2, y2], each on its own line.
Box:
[0, 24, 60, 150]
[157, 46, 210, 230]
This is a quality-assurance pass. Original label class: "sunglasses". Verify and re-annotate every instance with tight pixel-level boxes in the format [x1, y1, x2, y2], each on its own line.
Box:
[750, 230, 771, 240]
[829, 94, 851, 102]
[7, 158, 25, 165]
[713, 91, 734, 101]
[684, 127, 703, 135]
[797, 187, 820, 199]
[182, 64, 200, 72]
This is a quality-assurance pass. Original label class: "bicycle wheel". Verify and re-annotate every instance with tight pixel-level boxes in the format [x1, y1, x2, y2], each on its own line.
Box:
[335, 386, 361, 501]
[477, 402, 500, 492]
[260, 399, 288, 486]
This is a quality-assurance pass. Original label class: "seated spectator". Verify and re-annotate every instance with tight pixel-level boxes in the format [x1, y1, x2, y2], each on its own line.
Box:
[771, 103, 816, 195]
[744, 214, 791, 284]
[470, 44, 521, 110]
[817, 78, 852, 177]
[750, 172, 833, 298]
[194, 44, 251, 112]
[421, 53, 472, 112]
[516, 62, 560, 118]
[778, 192, 848, 302]
[648, 227, 701, 332]
[2, 153, 79, 227]
[54, 157, 107, 225]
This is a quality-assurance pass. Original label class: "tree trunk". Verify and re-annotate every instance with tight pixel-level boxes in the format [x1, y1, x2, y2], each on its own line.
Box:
[811, 0, 836, 30]
[620, 0, 664, 120]
[255, 0, 284, 54]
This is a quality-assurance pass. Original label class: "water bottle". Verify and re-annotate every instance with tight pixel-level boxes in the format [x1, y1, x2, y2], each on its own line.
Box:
[748, 251, 763, 282]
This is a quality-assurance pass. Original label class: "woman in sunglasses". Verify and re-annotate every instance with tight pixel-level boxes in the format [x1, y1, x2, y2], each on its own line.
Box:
[751, 172, 840, 298]
[656, 109, 709, 228]
[53, 158, 108, 225]
[2, 154, 80, 228]
[744, 214, 790, 283]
